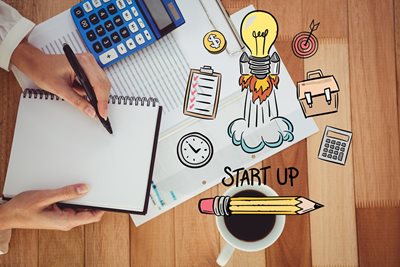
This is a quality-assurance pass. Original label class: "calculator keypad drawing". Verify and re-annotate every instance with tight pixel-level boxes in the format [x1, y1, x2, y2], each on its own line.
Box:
[71, 0, 185, 68]
[318, 126, 352, 165]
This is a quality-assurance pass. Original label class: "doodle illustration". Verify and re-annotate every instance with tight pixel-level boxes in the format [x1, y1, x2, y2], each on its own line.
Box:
[177, 132, 214, 168]
[199, 195, 323, 215]
[292, 20, 320, 59]
[318, 126, 352, 165]
[297, 69, 340, 118]
[183, 66, 222, 120]
[203, 30, 227, 54]
[228, 11, 294, 153]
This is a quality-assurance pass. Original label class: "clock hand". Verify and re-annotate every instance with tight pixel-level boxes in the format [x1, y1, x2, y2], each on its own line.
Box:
[194, 147, 201, 153]
[188, 143, 197, 153]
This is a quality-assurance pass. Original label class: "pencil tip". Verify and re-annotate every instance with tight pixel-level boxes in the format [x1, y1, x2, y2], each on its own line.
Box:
[314, 203, 324, 209]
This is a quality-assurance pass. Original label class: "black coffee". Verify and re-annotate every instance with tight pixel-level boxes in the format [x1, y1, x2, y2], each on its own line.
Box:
[224, 190, 276, 242]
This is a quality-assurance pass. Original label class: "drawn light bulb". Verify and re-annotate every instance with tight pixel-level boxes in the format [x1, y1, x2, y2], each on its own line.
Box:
[240, 11, 279, 78]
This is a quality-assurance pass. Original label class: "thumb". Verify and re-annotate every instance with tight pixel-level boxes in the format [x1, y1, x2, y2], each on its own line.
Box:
[38, 184, 89, 207]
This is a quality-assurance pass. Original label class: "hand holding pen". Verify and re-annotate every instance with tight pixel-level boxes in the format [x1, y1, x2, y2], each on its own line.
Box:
[63, 44, 113, 134]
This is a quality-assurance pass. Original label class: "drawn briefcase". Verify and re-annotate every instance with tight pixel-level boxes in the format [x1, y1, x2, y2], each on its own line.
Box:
[297, 69, 340, 118]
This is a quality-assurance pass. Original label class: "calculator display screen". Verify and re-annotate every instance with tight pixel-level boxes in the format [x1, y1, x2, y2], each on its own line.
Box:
[143, 0, 173, 30]
[327, 131, 349, 141]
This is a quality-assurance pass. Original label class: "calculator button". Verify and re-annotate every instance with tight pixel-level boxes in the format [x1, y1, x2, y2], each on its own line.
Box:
[120, 27, 129, 38]
[102, 36, 112, 48]
[328, 154, 332, 158]
[333, 156, 337, 160]
[86, 30, 96, 41]
[331, 140, 336, 145]
[95, 25, 106, 36]
[334, 151, 338, 155]
[117, 43, 127, 55]
[93, 42, 103, 53]
[80, 19, 90, 30]
[323, 148, 328, 152]
[144, 30, 152, 40]
[111, 32, 121, 43]
[104, 20, 115, 31]
[126, 38, 136, 50]
[89, 14, 100, 25]
[326, 139, 330, 143]
[116, 0, 126, 10]
[131, 7, 139, 17]
[336, 141, 341, 146]
[103, 0, 110, 2]
[341, 143, 346, 147]
[98, 8, 108, 19]
[122, 10, 132, 21]
[330, 145, 334, 149]
[322, 153, 327, 157]
[335, 146, 339, 150]
[107, 4, 117, 14]
[338, 153, 344, 161]
[92, 0, 101, 8]
[137, 18, 145, 28]
[126, 0, 133, 5]
[83, 2, 93, 13]
[340, 147, 345, 152]
[329, 149, 333, 153]
[128, 22, 138, 33]
[324, 143, 329, 148]
[113, 15, 124, 26]
[74, 7, 84, 18]
[99, 48, 118, 65]
[135, 33, 145, 45]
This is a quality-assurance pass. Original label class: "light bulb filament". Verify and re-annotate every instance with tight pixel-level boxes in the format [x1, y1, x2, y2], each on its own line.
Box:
[252, 29, 269, 56]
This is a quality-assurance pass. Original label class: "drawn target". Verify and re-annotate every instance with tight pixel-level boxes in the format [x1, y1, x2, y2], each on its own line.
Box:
[292, 32, 319, 59]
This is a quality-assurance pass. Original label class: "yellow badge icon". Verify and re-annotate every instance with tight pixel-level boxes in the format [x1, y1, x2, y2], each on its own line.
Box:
[203, 30, 227, 54]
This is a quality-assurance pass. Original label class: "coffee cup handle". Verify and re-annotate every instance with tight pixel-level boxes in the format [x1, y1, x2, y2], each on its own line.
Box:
[216, 243, 235, 266]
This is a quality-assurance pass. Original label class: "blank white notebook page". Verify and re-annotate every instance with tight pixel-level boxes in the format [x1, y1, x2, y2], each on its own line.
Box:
[4, 96, 160, 213]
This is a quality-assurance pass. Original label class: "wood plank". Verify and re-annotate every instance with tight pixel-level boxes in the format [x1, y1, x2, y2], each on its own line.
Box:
[302, 0, 348, 38]
[356, 207, 400, 267]
[258, 0, 303, 40]
[218, 163, 266, 267]
[85, 213, 130, 267]
[348, 0, 400, 206]
[0, 230, 38, 267]
[221, 0, 256, 14]
[130, 211, 175, 267]
[38, 228, 84, 267]
[263, 37, 312, 267]
[175, 188, 220, 267]
[305, 41, 359, 266]
[395, 0, 400, 134]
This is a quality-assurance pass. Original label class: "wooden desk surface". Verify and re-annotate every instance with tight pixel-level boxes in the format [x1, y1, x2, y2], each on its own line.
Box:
[1, 0, 399, 266]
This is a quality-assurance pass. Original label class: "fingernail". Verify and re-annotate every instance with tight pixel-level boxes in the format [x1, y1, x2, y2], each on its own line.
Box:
[76, 184, 89, 195]
[85, 106, 96, 119]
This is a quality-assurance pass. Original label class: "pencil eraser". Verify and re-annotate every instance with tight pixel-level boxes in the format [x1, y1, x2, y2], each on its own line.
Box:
[198, 198, 214, 214]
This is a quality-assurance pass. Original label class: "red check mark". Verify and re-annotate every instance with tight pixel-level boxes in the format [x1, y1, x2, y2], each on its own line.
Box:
[189, 104, 194, 109]
[190, 97, 196, 103]
[192, 82, 198, 89]
[191, 90, 197, 95]
[194, 75, 199, 81]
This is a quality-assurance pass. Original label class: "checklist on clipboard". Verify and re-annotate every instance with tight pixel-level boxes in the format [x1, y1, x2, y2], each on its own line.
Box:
[183, 66, 222, 120]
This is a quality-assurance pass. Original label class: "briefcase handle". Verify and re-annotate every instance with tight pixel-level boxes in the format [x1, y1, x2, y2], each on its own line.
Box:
[307, 69, 324, 79]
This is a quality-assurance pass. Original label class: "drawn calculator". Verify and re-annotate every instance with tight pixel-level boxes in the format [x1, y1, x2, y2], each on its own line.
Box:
[318, 126, 352, 165]
[70, 0, 185, 68]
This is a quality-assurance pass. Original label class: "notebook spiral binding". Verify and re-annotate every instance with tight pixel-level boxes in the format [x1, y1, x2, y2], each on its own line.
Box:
[108, 95, 159, 107]
[23, 89, 159, 107]
[23, 89, 61, 100]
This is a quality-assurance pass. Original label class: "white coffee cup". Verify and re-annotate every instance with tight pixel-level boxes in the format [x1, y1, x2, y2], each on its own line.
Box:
[216, 184, 285, 266]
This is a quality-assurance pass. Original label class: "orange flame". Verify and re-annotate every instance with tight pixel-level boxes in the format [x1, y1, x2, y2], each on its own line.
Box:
[239, 74, 279, 104]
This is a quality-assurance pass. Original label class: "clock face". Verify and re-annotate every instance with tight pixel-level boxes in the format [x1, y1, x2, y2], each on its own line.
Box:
[177, 132, 214, 168]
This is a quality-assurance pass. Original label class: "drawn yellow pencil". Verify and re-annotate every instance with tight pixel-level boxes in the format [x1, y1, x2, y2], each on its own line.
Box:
[198, 196, 323, 216]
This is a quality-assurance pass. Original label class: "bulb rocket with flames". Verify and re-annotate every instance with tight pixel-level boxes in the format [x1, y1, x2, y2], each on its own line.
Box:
[228, 11, 294, 153]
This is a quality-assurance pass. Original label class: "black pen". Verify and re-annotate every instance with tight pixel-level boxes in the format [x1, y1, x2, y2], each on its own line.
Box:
[62, 44, 113, 134]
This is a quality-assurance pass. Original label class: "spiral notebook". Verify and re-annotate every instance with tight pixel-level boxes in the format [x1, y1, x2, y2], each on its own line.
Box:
[3, 89, 162, 214]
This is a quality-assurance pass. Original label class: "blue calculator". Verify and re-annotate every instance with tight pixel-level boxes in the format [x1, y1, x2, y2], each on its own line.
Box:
[70, 0, 185, 68]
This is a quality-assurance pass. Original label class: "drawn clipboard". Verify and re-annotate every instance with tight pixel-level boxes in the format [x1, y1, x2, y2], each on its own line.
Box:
[183, 66, 222, 120]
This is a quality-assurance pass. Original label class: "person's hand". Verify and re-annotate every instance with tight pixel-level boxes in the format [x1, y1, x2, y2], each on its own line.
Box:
[0, 184, 104, 231]
[10, 42, 111, 119]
